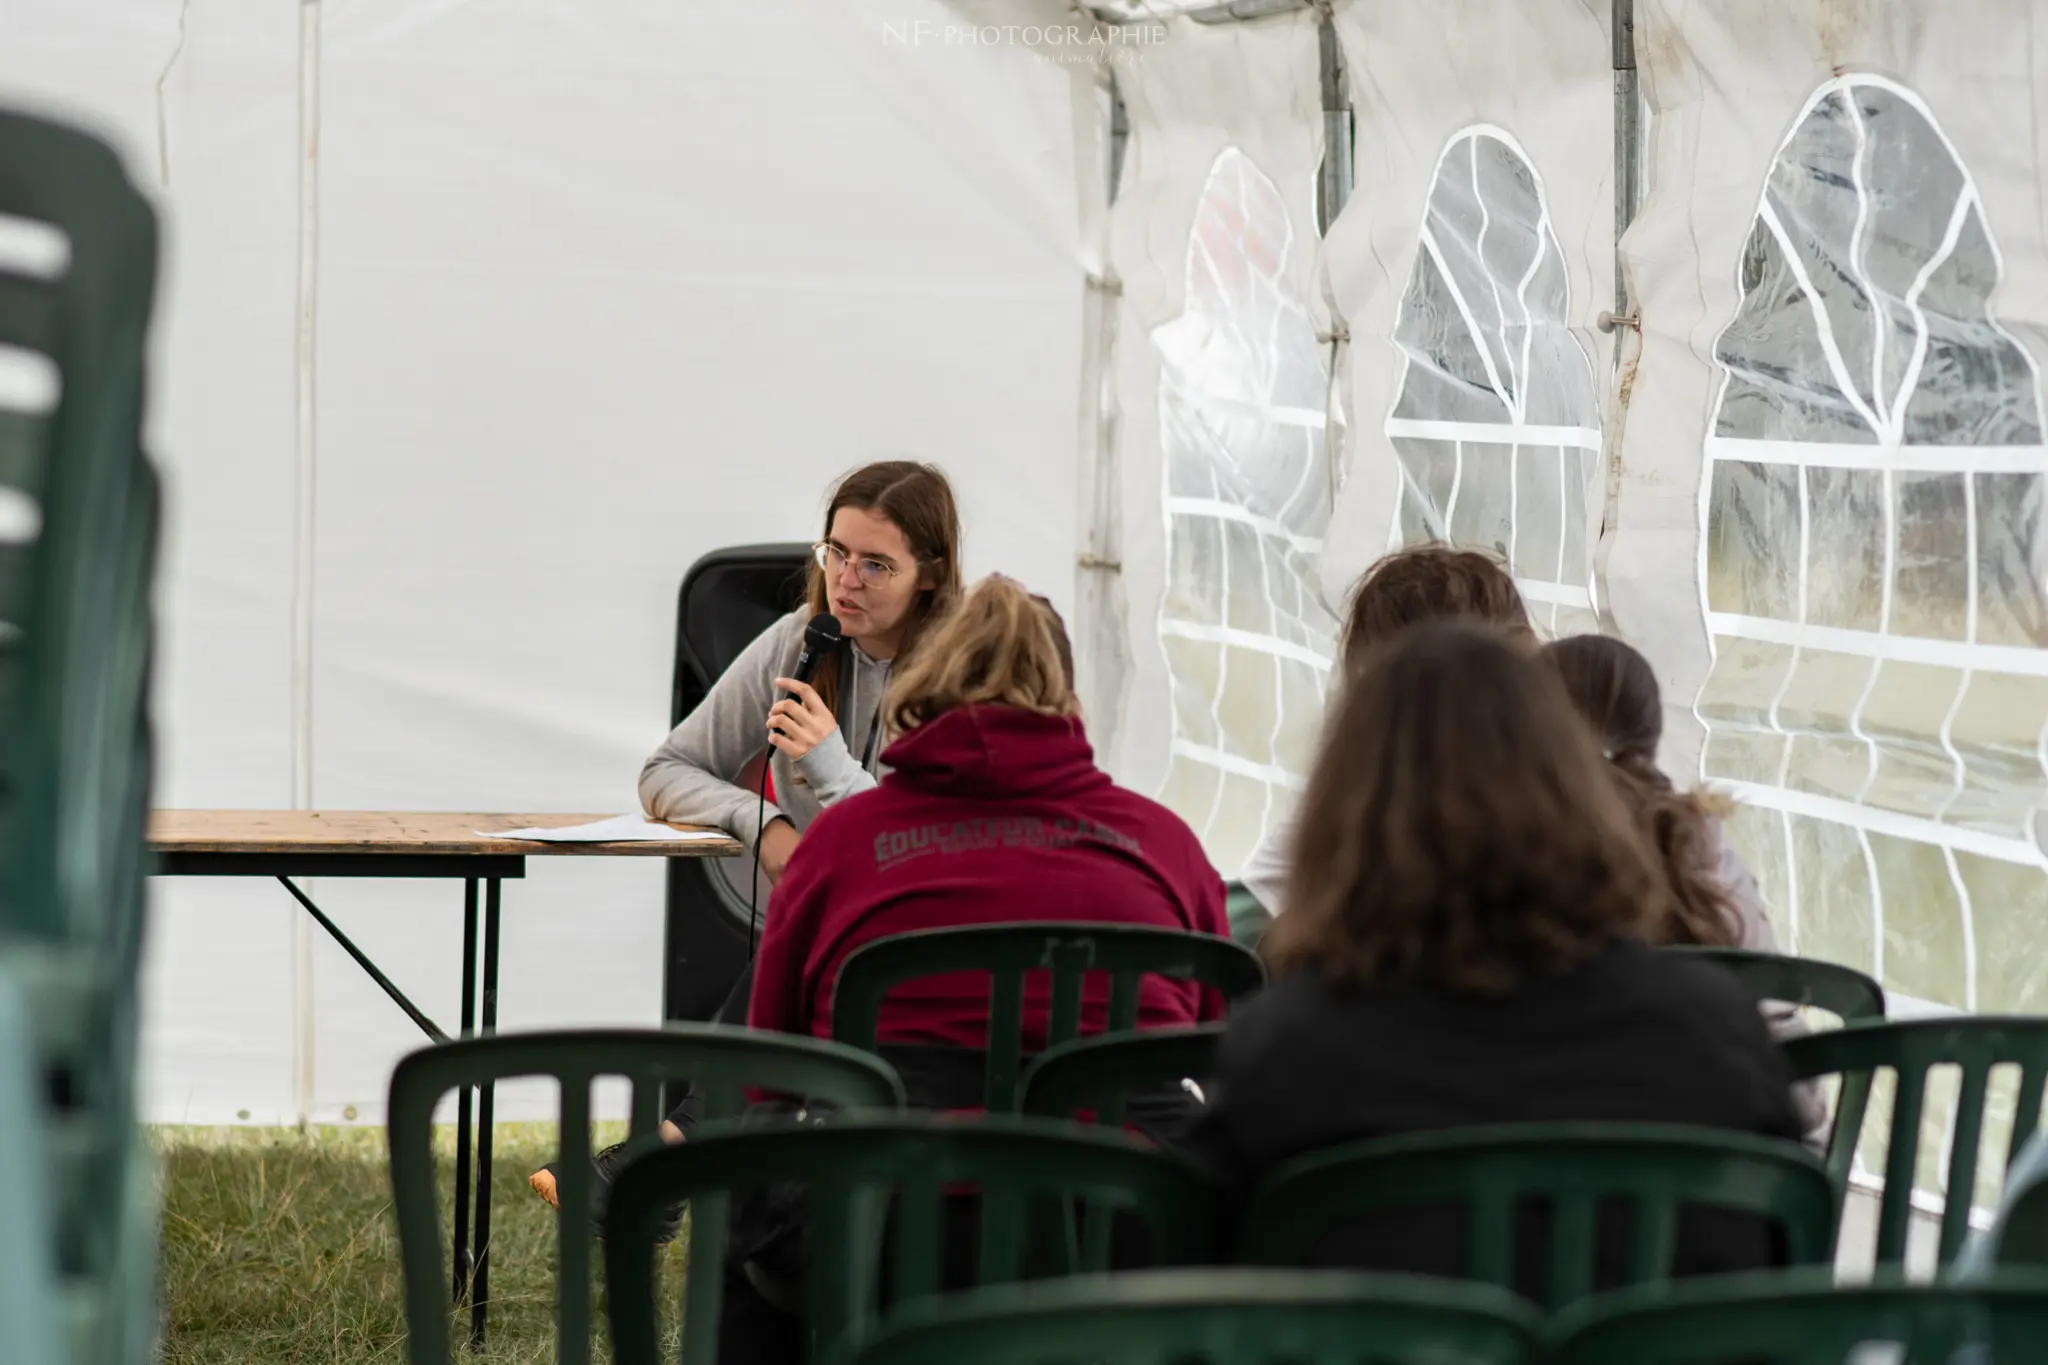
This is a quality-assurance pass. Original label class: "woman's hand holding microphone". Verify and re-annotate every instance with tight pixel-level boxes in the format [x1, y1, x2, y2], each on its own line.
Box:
[757, 677, 835, 883]
[767, 678, 836, 760]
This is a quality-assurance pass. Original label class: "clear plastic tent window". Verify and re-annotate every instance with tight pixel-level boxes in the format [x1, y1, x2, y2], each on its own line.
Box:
[1698, 74, 2048, 1019]
[1385, 126, 1603, 638]
[1150, 147, 1337, 874]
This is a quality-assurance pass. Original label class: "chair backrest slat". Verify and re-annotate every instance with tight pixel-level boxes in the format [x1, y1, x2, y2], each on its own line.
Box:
[1944, 1060, 1993, 1263]
[1046, 941, 1090, 1046]
[628, 1070, 661, 1139]
[849, 1269, 1542, 1365]
[1626, 1196, 1677, 1284]
[832, 924, 1262, 1113]
[1105, 970, 1143, 1033]
[1783, 1017, 2048, 1271]
[603, 1115, 1224, 1365]
[1021, 1026, 1224, 1131]
[1664, 946, 1886, 1022]
[1544, 1269, 2048, 1365]
[2012, 1065, 2047, 1169]
[385, 1026, 905, 1365]
[1878, 1058, 1927, 1264]
[556, 1072, 594, 1365]
[1238, 1123, 1834, 1311]
[984, 966, 1027, 1112]
[1548, 1195, 1597, 1308]
[891, 1176, 943, 1304]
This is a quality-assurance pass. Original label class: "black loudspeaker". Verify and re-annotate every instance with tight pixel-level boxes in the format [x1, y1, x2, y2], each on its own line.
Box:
[659, 543, 811, 1024]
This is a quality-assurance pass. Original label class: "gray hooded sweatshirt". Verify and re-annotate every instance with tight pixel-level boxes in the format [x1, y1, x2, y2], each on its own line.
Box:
[638, 610, 895, 852]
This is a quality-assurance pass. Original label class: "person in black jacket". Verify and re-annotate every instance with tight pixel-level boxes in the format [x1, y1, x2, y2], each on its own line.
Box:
[1182, 622, 1804, 1294]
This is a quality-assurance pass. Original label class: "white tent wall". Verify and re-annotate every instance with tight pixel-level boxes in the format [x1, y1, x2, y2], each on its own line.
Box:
[0, 2, 307, 1123]
[3, 1, 1089, 1124]
[1322, 0, 1615, 633]
[1627, 0, 2048, 1044]
[1107, 12, 1331, 876]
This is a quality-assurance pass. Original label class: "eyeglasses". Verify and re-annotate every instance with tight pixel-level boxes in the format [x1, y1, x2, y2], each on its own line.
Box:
[814, 541, 905, 590]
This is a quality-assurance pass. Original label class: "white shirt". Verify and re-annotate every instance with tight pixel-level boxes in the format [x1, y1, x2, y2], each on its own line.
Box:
[1238, 802, 1299, 916]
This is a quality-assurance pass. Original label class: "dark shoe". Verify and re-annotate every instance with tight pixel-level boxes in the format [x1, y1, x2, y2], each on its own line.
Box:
[529, 1141, 683, 1244]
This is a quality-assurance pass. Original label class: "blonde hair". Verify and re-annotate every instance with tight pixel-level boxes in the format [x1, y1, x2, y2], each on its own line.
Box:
[885, 575, 1079, 736]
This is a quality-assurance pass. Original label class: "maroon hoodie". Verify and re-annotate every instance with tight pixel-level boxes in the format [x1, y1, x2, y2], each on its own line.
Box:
[748, 704, 1231, 1051]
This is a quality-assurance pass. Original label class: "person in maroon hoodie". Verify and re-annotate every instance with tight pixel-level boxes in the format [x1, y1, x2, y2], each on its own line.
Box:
[722, 574, 1231, 1363]
[748, 573, 1230, 1074]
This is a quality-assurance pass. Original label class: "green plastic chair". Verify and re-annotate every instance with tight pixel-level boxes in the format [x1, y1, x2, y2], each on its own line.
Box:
[1664, 946, 1887, 1022]
[1783, 1016, 2048, 1270]
[1020, 1024, 1224, 1127]
[0, 109, 160, 952]
[1545, 1266, 2048, 1363]
[849, 1268, 1542, 1365]
[1224, 880, 1271, 949]
[386, 1026, 905, 1365]
[0, 463, 159, 1363]
[0, 106, 162, 1365]
[1237, 1123, 1834, 1310]
[0, 969, 63, 1365]
[603, 1113, 1225, 1365]
[830, 923, 1263, 1112]
[1019, 1026, 1226, 1269]
[1956, 1128, 2048, 1280]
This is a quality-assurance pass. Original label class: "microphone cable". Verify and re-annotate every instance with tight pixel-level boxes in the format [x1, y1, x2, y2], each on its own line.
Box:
[749, 754, 771, 963]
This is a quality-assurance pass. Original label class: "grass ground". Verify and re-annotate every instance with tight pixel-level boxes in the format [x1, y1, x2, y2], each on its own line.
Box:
[156, 1124, 687, 1365]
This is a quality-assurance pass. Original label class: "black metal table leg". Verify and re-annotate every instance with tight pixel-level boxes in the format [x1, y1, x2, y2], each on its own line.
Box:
[451, 879, 479, 1306]
[469, 877, 504, 1350]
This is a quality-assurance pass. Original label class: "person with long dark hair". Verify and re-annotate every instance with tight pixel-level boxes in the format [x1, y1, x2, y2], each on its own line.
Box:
[1543, 633, 1774, 951]
[1184, 623, 1802, 1292]
[1238, 545, 1534, 918]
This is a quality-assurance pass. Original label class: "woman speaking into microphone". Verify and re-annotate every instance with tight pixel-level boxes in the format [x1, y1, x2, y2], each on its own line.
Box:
[638, 460, 964, 880]
[533, 462, 963, 1218]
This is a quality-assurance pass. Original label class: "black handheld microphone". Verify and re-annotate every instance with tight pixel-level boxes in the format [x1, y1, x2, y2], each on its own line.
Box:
[752, 612, 842, 964]
[784, 613, 843, 701]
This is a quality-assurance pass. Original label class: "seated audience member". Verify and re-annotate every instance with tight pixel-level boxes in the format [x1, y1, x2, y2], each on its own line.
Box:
[1184, 623, 1803, 1294]
[722, 576, 1230, 1363]
[752, 572, 1230, 1091]
[1544, 633, 1775, 951]
[1545, 633, 1826, 1138]
[1238, 544, 1533, 918]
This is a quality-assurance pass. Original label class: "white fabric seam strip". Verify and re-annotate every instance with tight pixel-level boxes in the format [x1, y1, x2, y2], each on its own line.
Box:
[1166, 496, 1326, 553]
[1388, 417, 1603, 450]
[1706, 435, 2048, 473]
[1516, 579, 1594, 608]
[1170, 739, 1308, 790]
[1158, 616, 1333, 671]
[1708, 613, 2048, 677]
[1718, 779, 2044, 867]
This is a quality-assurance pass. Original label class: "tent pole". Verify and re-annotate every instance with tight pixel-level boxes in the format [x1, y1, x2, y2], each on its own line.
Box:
[1314, 2, 1351, 236]
[1612, 0, 1641, 319]
[1593, 0, 1643, 635]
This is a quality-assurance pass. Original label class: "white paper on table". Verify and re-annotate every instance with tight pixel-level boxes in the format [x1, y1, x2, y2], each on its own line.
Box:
[477, 814, 732, 843]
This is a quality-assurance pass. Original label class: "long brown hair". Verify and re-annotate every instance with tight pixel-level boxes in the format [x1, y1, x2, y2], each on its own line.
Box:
[886, 576, 1077, 736]
[1342, 544, 1534, 672]
[805, 461, 963, 718]
[1543, 634, 1742, 948]
[1266, 622, 1667, 995]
